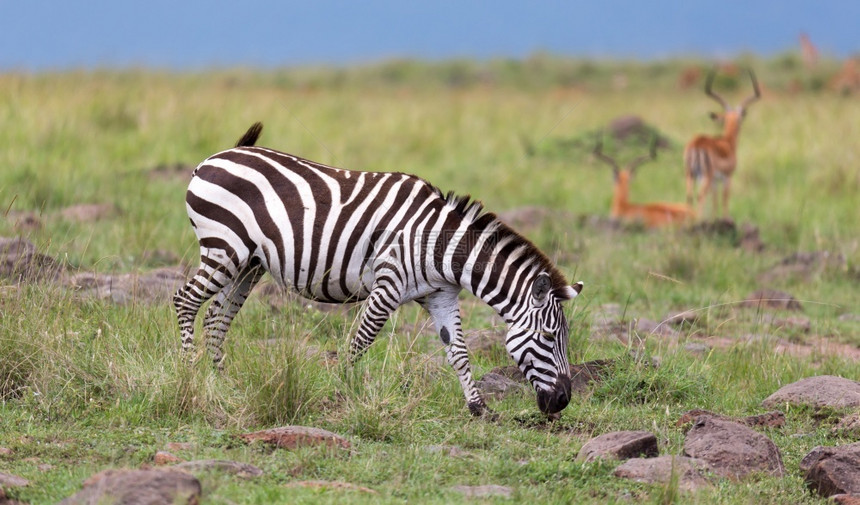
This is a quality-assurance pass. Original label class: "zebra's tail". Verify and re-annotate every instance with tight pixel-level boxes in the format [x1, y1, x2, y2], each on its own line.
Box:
[235, 122, 264, 147]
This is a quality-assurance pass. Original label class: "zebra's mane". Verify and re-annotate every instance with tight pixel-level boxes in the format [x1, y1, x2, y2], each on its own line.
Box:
[436, 188, 569, 290]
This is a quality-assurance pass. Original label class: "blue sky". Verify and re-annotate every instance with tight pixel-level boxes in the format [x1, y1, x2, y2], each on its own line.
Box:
[1, 1, 857, 70]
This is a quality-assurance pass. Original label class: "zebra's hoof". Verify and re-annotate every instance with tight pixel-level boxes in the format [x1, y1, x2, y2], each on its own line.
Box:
[467, 401, 497, 421]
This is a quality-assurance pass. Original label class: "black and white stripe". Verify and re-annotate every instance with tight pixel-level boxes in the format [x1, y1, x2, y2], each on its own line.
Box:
[173, 122, 583, 416]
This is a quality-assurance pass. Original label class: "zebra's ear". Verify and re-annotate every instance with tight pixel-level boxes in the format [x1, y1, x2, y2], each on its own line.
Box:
[555, 281, 584, 301]
[531, 272, 553, 305]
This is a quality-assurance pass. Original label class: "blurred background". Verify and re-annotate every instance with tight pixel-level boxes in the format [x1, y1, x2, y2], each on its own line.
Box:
[1, 1, 858, 69]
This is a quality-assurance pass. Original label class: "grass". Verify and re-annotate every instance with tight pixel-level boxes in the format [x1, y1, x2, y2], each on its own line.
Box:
[1, 57, 859, 503]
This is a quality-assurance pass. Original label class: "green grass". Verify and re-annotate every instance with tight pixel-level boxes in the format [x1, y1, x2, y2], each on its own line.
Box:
[1, 58, 858, 503]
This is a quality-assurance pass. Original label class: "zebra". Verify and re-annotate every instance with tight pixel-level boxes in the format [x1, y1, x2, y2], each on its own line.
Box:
[173, 122, 584, 416]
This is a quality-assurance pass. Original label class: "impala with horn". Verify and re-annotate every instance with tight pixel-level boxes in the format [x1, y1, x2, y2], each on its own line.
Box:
[684, 68, 761, 218]
[594, 135, 694, 228]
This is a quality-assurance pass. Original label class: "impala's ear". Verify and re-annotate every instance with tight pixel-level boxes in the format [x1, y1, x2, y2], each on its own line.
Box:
[555, 281, 584, 301]
[531, 272, 553, 305]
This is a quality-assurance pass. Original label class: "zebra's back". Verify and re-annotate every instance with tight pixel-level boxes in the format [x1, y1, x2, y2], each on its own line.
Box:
[187, 146, 442, 302]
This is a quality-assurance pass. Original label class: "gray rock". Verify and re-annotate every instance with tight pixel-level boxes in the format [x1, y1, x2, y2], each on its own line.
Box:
[742, 289, 802, 311]
[762, 375, 860, 410]
[613, 455, 714, 492]
[0, 237, 63, 282]
[173, 459, 263, 479]
[800, 442, 860, 497]
[476, 372, 528, 400]
[664, 310, 699, 326]
[682, 416, 784, 479]
[684, 342, 711, 356]
[66, 267, 187, 305]
[0, 471, 29, 488]
[58, 468, 201, 505]
[577, 430, 659, 463]
[838, 314, 860, 323]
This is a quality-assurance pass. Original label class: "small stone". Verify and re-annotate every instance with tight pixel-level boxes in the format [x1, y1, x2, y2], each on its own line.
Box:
[664, 310, 699, 326]
[154, 451, 182, 465]
[285, 480, 378, 494]
[0, 471, 29, 488]
[174, 459, 263, 479]
[237, 426, 351, 450]
[613, 455, 714, 492]
[577, 431, 659, 463]
[742, 289, 802, 311]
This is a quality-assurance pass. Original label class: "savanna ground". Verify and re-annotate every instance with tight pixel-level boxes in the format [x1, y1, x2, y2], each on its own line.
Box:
[0, 55, 858, 503]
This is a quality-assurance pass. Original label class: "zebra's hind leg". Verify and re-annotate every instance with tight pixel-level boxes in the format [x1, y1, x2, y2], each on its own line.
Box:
[173, 265, 227, 362]
[201, 265, 264, 369]
[347, 276, 402, 363]
[419, 289, 490, 418]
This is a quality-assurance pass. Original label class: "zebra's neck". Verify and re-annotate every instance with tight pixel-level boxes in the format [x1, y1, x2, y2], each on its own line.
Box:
[434, 205, 559, 317]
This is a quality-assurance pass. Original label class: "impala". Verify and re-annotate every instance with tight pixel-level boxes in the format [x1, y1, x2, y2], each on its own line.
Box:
[684, 68, 760, 218]
[594, 136, 694, 228]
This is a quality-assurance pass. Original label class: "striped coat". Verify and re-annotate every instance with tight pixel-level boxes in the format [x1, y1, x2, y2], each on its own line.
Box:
[174, 123, 583, 416]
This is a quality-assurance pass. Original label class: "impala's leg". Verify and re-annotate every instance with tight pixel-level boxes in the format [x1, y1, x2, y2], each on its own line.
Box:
[348, 275, 402, 362]
[721, 176, 732, 219]
[201, 264, 264, 369]
[685, 169, 696, 209]
[173, 250, 235, 360]
[696, 175, 712, 218]
[419, 290, 488, 416]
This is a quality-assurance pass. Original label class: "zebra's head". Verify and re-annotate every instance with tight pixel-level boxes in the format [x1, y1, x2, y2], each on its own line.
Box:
[506, 272, 583, 415]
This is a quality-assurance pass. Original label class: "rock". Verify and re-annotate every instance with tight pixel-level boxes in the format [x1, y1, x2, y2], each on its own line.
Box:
[65, 267, 187, 305]
[762, 376, 860, 410]
[451, 484, 513, 499]
[0, 447, 12, 456]
[0, 237, 63, 282]
[742, 289, 802, 311]
[676, 409, 785, 429]
[6, 210, 42, 233]
[0, 471, 29, 488]
[58, 203, 119, 222]
[739, 223, 765, 252]
[166, 442, 193, 452]
[285, 480, 377, 494]
[476, 372, 528, 400]
[237, 426, 351, 450]
[174, 459, 263, 479]
[569, 360, 613, 393]
[832, 494, 860, 505]
[613, 455, 714, 492]
[800, 442, 860, 497]
[464, 329, 505, 357]
[838, 314, 860, 323]
[576, 430, 658, 463]
[758, 251, 846, 284]
[833, 413, 860, 435]
[634, 318, 679, 340]
[682, 417, 784, 479]
[663, 310, 699, 327]
[58, 468, 201, 505]
[154, 451, 182, 465]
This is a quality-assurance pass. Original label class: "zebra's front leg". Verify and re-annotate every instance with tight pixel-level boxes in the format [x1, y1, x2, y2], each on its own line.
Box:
[348, 278, 402, 363]
[419, 289, 490, 417]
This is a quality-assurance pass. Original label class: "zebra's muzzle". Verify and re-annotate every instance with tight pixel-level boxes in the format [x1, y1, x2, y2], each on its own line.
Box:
[536, 374, 571, 414]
